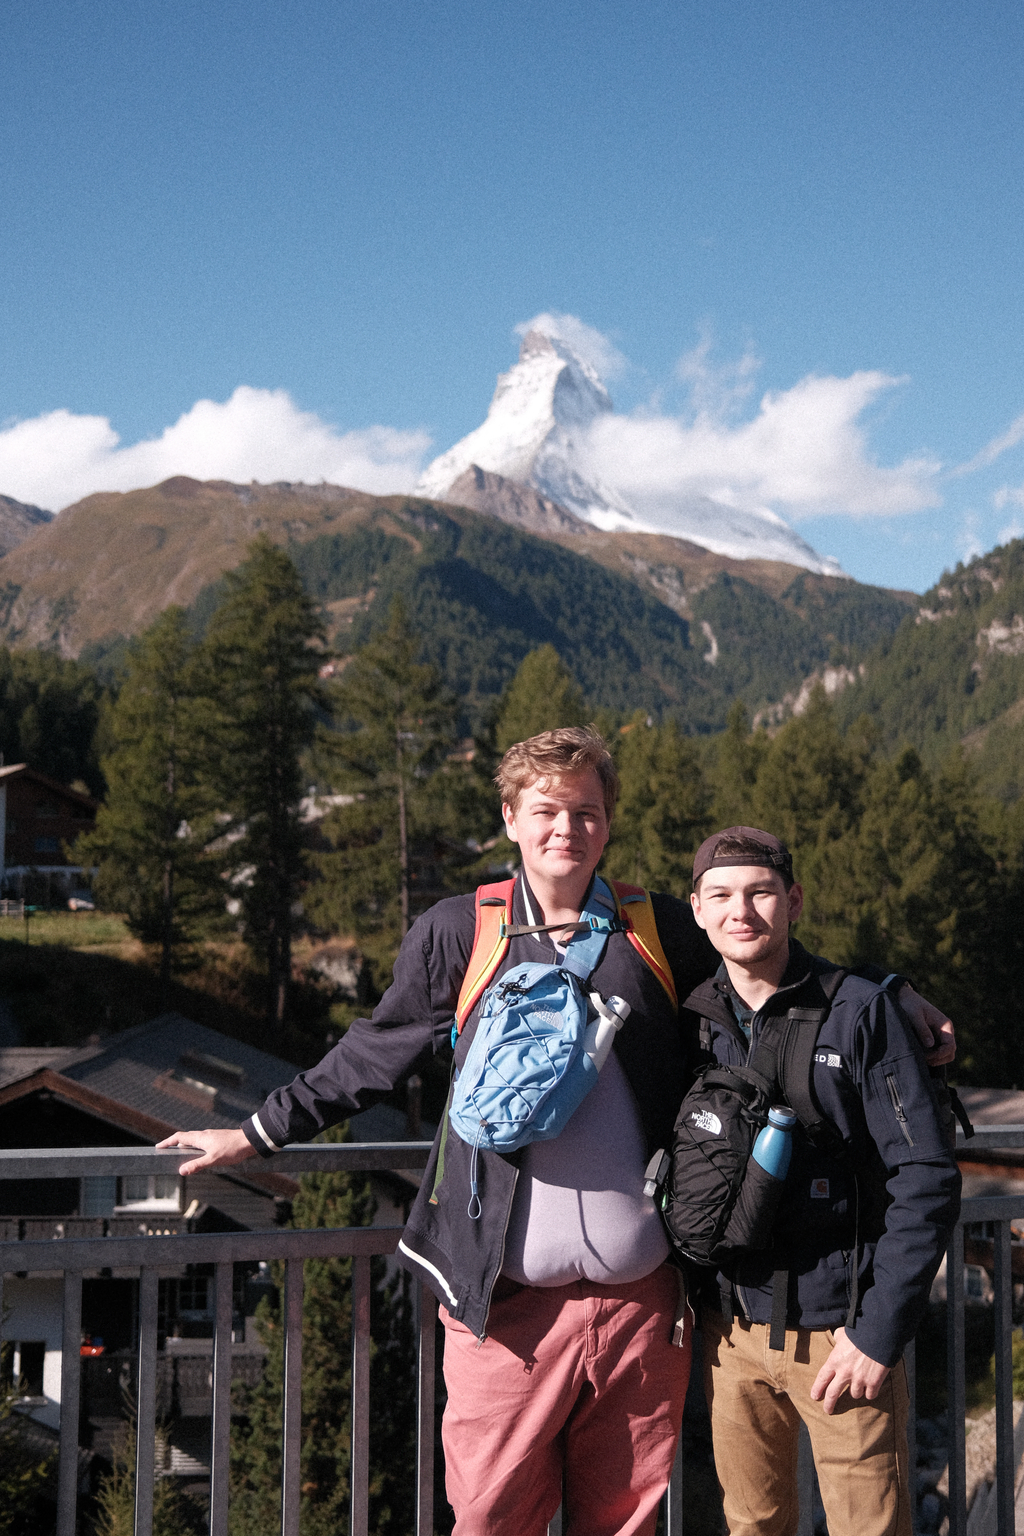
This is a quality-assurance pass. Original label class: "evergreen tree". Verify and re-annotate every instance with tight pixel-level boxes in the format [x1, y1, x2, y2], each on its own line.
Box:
[229, 1126, 417, 1536]
[199, 538, 325, 1027]
[708, 700, 769, 829]
[92, 1419, 205, 1536]
[310, 603, 455, 979]
[75, 608, 215, 990]
[604, 713, 712, 892]
[0, 1353, 56, 1536]
[493, 646, 587, 752]
[0, 647, 107, 796]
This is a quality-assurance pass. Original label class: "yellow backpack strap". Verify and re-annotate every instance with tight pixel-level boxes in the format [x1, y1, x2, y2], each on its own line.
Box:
[609, 880, 678, 1010]
[454, 878, 517, 1032]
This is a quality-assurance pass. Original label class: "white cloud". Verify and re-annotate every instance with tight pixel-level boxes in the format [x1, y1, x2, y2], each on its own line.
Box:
[0, 387, 431, 512]
[956, 511, 985, 563]
[674, 327, 761, 420]
[952, 409, 1024, 476]
[998, 519, 1024, 545]
[515, 312, 628, 381]
[587, 369, 941, 520]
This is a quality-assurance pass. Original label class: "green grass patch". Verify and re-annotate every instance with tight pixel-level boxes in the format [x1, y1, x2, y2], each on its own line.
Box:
[0, 909, 134, 948]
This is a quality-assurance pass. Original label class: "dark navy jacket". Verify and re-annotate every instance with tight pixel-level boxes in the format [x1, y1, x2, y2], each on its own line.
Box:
[244, 877, 715, 1338]
[684, 941, 961, 1367]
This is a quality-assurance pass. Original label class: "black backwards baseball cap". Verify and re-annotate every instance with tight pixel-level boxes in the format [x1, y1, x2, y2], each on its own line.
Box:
[692, 826, 794, 886]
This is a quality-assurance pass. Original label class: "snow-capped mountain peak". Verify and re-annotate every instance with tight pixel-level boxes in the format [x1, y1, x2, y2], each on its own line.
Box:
[418, 328, 843, 575]
[417, 330, 635, 524]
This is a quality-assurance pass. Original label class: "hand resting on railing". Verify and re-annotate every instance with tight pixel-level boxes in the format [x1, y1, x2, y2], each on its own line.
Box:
[156, 1127, 257, 1175]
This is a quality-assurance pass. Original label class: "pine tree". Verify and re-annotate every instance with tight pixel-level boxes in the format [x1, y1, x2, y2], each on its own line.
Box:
[199, 538, 326, 1027]
[604, 713, 712, 892]
[493, 645, 588, 752]
[75, 608, 215, 991]
[229, 1126, 417, 1536]
[0, 1362, 56, 1536]
[708, 700, 769, 829]
[309, 602, 455, 980]
[92, 1419, 205, 1536]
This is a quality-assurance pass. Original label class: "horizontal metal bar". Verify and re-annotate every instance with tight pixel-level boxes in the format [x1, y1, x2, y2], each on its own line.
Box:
[0, 1141, 432, 1179]
[957, 1194, 1024, 1222]
[0, 1223, 403, 1273]
[957, 1126, 1024, 1149]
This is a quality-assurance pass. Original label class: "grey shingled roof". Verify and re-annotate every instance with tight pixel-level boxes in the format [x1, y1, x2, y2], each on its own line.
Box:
[55, 1013, 302, 1133]
[1, 1013, 430, 1145]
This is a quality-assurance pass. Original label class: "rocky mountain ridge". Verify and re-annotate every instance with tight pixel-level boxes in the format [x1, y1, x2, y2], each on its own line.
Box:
[417, 329, 842, 575]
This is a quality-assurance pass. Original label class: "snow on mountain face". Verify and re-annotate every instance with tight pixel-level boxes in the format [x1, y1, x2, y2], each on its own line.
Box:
[417, 330, 844, 576]
[417, 330, 636, 525]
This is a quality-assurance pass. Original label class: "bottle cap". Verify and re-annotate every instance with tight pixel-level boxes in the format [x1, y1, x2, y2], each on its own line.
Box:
[768, 1106, 797, 1128]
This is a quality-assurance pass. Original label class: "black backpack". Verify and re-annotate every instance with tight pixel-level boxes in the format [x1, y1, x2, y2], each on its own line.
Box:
[644, 967, 849, 1268]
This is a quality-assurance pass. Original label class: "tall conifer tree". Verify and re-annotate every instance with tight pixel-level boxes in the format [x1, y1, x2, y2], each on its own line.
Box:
[310, 602, 454, 979]
[605, 713, 712, 891]
[76, 607, 214, 990]
[199, 537, 325, 1027]
[493, 645, 587, 752]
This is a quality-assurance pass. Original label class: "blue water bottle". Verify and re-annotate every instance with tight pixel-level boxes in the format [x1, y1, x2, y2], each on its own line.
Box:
[752, 1106, 796, 1180]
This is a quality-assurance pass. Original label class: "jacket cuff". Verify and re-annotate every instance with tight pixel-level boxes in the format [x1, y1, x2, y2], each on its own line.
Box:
[243, 1113, 280, 1159]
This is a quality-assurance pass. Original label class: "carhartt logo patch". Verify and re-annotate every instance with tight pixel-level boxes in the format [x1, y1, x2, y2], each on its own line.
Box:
[690, 1110, 722, 1136]
[810, 1178, 830, 1199]
[814, 1052, 842, 1069]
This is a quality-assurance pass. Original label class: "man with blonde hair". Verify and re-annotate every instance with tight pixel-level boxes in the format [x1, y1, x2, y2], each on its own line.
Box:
[162, 729, 953, 1536]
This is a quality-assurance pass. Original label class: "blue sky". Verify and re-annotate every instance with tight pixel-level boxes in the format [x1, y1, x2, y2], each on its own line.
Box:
[2, 0, 1023, 591]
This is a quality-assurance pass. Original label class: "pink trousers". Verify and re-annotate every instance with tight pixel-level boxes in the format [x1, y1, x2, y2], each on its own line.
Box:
[440, 1265, 690, 1536]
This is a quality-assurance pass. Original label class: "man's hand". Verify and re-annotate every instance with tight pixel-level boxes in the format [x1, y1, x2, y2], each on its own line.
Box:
[156, 1127, 256, 1176]
[810, 1326, 891, 1414]
[898, 985, 956, 1066]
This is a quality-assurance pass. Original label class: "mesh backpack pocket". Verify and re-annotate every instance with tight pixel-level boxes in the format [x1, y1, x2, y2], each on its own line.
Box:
[660, 1063, 785, 1265]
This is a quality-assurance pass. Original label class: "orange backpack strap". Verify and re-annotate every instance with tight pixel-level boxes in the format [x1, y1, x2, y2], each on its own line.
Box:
[454, 878, 517, 1032]
[609, 880, 678, 1010]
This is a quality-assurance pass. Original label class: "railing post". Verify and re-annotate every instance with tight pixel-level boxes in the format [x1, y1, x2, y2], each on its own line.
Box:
[281, 1257, 304, 1536]
[135, 1267, 159, 1536]
[57, 1269, 83, 1536]
[350, 1254, 372, 1536]
[209, 1260, 234, 1536]
[947, 1224, 967, 1536]
[904, 1338, 918, 1536]
[664, 1432, 684, 1536]
[993, 1221, 1014, 1535]
[416, 1281, 437, 1536]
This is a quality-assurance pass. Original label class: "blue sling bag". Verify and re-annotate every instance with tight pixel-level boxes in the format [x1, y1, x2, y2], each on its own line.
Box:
[449, 878, 629, 1215]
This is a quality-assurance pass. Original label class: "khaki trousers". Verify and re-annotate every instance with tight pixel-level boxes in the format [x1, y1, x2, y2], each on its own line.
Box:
[703, 1312, 912, 1536]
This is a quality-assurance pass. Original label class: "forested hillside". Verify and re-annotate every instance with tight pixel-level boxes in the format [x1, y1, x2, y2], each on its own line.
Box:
[0, 476, 911, 733]
[834, 537, 1024, 802]
[277, 503, 910, 731]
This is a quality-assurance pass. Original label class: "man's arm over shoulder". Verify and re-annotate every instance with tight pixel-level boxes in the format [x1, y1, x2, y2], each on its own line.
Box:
[247, 893, 476, 1154]
[843, 984, 961, 1369]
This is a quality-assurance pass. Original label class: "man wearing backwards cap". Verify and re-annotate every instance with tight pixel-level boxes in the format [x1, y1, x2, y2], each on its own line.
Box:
[688, 827, 960, 1536]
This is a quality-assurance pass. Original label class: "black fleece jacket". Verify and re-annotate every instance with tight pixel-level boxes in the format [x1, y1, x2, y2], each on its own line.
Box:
[244, 877, 717, 1338]
[685, 941, 961, 1367]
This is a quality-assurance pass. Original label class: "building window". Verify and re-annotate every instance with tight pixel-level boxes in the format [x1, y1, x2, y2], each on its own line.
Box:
[117, 1175, 181, 1212]
[34, 836, 60, 854]
[81, 1176, 117, 1216]
[14, 1341, 45, 1397]
[177, 1273, 211, 1317]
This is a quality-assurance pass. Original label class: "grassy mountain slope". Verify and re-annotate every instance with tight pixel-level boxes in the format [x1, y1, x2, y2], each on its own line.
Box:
[0, 476, 913, 732]
[833, 538, 1024, 800]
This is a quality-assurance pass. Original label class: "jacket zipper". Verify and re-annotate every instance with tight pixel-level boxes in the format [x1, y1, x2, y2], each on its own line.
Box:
[477, 1164, 519, 1344]
[885, 1073, 915, 1147]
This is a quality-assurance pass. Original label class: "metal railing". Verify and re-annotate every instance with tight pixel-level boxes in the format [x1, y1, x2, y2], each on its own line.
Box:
[0, 1132, 1021, 1536]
